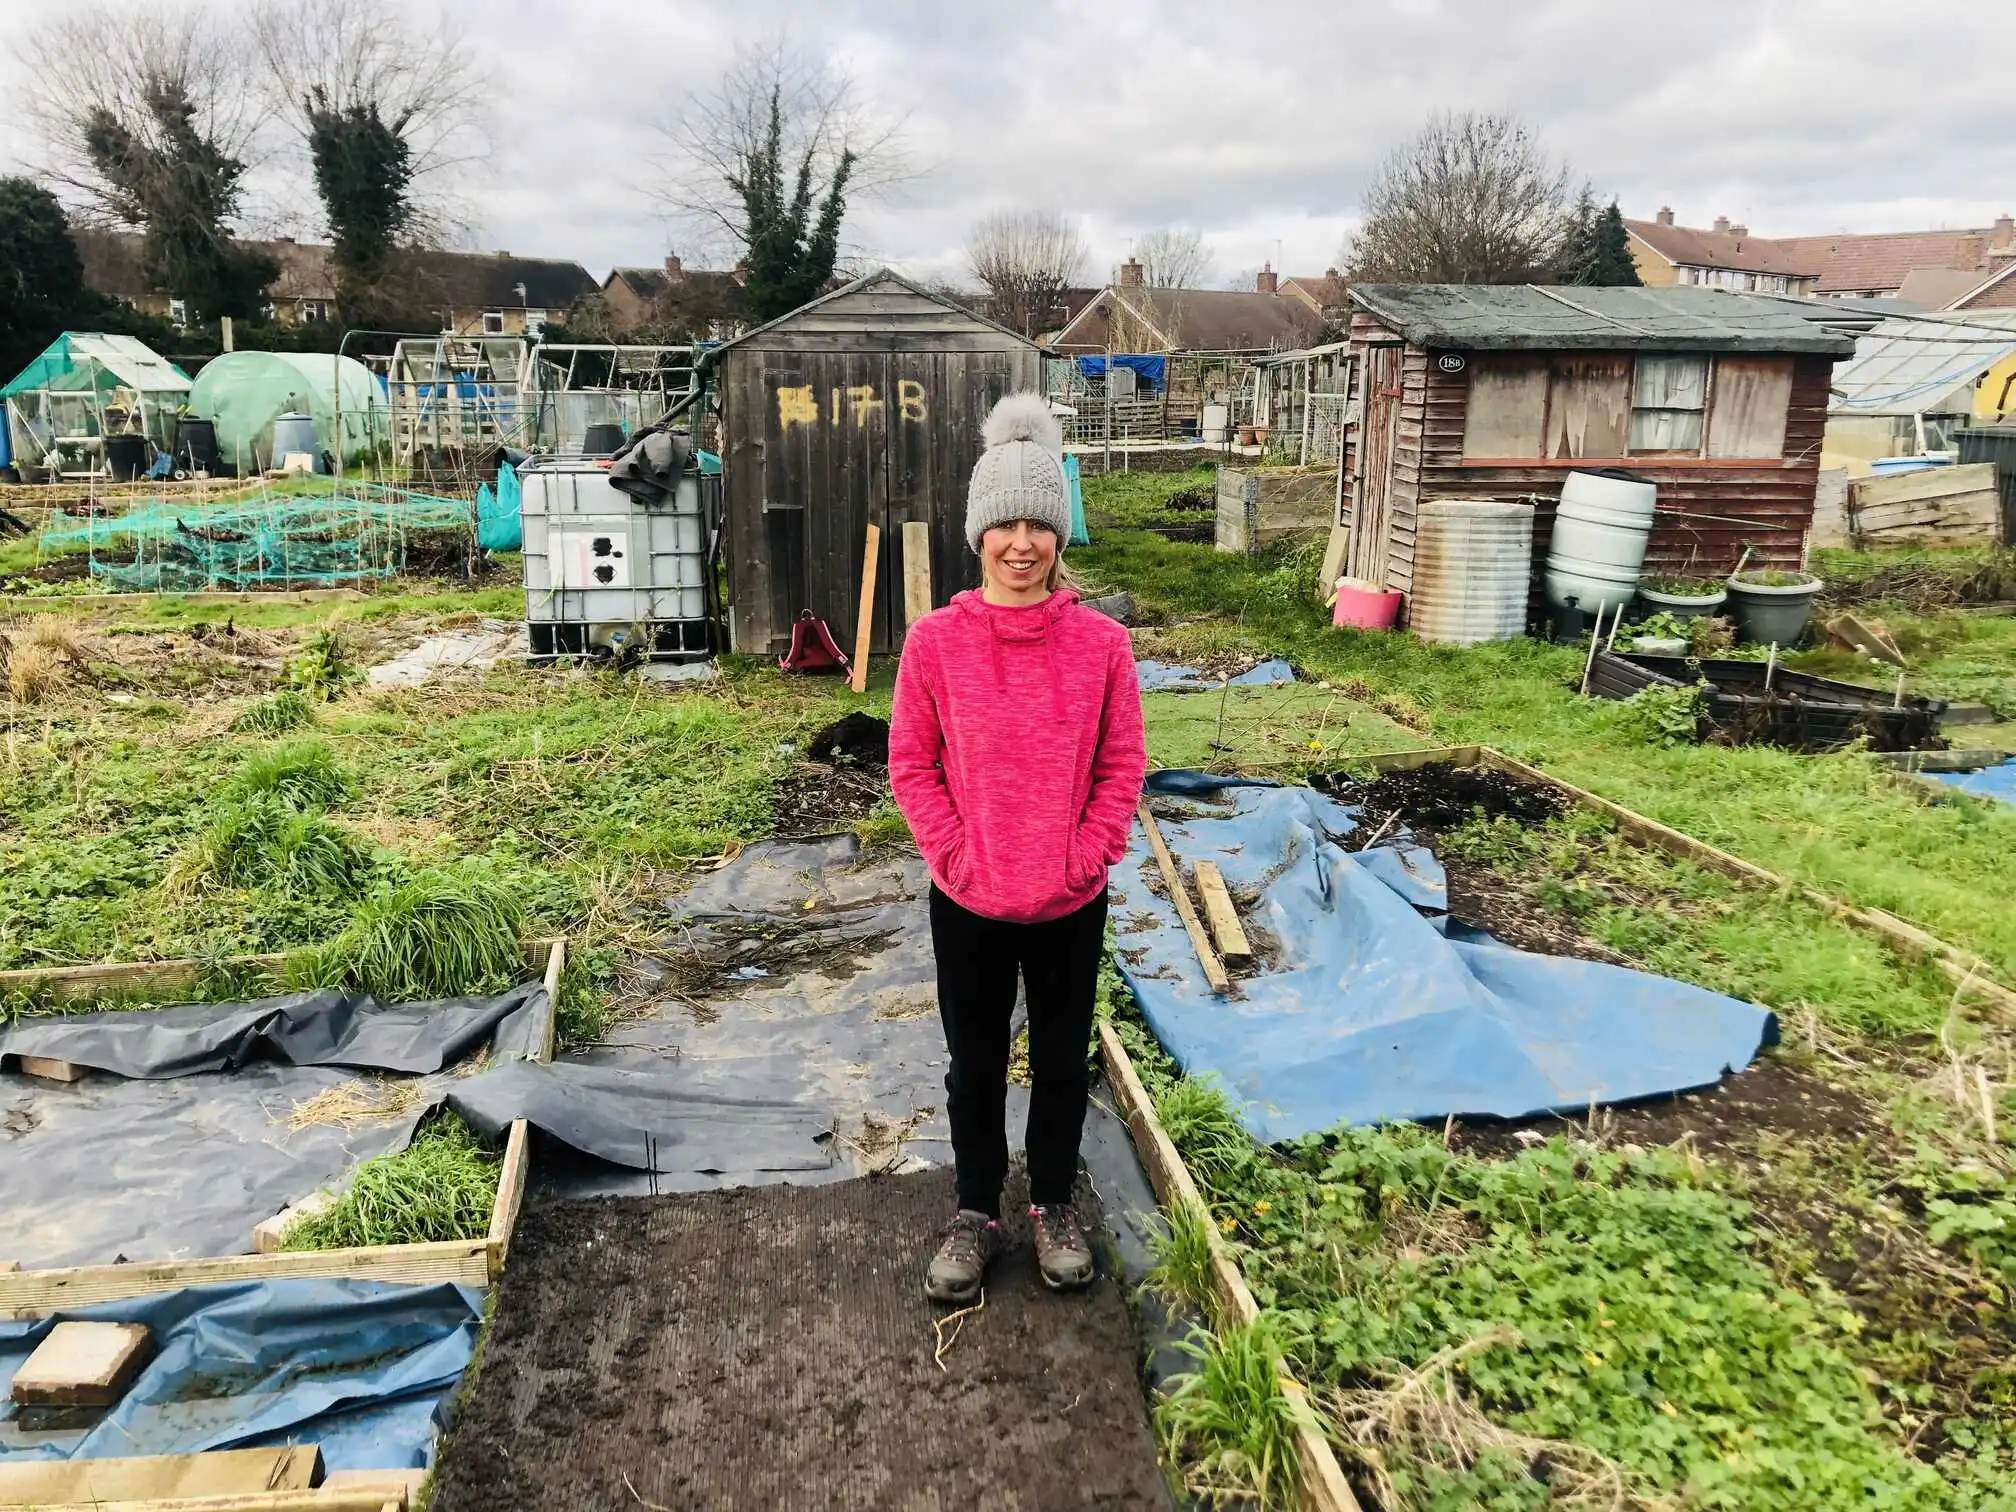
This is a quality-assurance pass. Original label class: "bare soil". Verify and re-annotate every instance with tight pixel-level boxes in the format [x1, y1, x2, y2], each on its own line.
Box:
[769, 760, 889, 838]
[429, 1167, 1172, 1512]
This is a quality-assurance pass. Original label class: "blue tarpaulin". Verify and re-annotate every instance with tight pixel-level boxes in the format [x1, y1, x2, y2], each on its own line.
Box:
[1112, 776, 1777, 1143]
[1932, 761, 2016, 806]
[1064, 454, 1090, 546]
[1074, 354, 1167, 393]
[1137, 658, 1296, 692]
[0, 1280, 482, 1471]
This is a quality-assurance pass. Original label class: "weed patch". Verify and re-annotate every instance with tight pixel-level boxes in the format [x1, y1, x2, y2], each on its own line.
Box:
[293, 864, 526, 1000]
[281, 1115, 499, 1249]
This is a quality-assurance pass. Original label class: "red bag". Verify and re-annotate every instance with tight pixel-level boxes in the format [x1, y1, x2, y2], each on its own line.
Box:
[778, 611, 851, 675]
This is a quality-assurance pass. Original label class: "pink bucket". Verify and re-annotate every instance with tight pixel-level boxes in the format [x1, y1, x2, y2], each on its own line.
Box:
[1332, 578, 1403, 630]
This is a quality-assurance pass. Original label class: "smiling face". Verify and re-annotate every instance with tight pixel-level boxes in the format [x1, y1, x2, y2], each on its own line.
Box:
[979, 518, 1059, 604]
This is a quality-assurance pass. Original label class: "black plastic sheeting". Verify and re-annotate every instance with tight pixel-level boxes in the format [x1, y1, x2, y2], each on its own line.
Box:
[0, 983, 547, 1079]
[0, 984, 550, 1271]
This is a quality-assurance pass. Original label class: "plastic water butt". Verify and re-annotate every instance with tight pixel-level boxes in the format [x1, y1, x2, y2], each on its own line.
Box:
[1545, 469, 1657, 617]
[270, 412, 320, 469]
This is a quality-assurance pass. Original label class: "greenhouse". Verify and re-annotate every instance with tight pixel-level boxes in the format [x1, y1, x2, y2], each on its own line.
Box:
[189, 351, 388, 473]
[0, 332, 191, 480]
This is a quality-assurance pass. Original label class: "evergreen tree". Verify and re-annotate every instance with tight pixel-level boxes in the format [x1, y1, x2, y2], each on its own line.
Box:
[1561, 196, 1643, 287]
[0, 177, 111, 378]
[304, 89, 416, 323]
[734, 86, 855, 323]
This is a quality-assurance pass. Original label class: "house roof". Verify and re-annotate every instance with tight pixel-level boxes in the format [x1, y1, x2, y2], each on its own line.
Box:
[1829, 311, 2016, 414]
[1052, 286, 1325, 353]
[1951, 260, 2016, 311]
[1347, 284, 1859, 355]
[1625, 219, 1822, 278]
[1770, 229, 1998, 294]
[1895, 266, 1996, 310]
[1280, 273, 1348, 308]
[703, 267, 1038, 358]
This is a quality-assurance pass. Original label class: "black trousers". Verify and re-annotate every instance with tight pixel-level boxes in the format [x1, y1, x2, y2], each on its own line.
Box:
[929, 884, 1108, 1217]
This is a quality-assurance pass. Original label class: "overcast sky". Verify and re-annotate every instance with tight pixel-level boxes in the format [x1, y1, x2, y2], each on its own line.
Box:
[5, 0, 2014, 288]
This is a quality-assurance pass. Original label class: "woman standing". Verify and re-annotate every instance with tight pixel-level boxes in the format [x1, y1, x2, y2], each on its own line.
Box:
[890, 392, 1147, 1303]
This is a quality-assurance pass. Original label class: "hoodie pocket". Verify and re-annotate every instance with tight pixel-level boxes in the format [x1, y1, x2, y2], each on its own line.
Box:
[1064, 829, 1100, 895]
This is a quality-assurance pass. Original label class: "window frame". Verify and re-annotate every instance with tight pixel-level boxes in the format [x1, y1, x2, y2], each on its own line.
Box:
[1626, 353, 1711, 457]
[481, 310, 507, 335]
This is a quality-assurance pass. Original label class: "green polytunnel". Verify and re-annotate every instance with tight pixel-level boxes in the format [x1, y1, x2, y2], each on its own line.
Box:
[190, 351, 387, 471]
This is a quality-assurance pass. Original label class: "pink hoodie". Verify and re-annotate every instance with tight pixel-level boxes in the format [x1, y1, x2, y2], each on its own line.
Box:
[890, 588, 1147, 924]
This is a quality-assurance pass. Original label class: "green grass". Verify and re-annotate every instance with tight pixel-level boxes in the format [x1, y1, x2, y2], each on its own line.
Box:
[231, 690, 316, 733]
[1077, 463, 1217, 530]
[229, 739, 351, 808]
[281, 1115, 500, 1249]
[1155, 1313, 1310, 1509]
[292, 863, 527, 1001]
[1141, 684, 1427, 771]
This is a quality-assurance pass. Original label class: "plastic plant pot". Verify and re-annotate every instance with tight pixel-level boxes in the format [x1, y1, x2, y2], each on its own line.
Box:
[1637, 584, 1727, 620]
[1332, 578, 1404, 630]
[1726, 572, 1824, 645]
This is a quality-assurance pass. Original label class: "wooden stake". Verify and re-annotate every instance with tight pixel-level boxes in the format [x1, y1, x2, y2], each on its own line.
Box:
[850, 521, 880, 695]
[1137, 802, 1230, 994]
[1192, 861, 1252, 963]
[901, 520, 932, 628]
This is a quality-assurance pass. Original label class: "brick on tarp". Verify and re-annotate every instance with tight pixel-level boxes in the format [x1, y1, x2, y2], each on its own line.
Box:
[10, 1321, 154, 1407]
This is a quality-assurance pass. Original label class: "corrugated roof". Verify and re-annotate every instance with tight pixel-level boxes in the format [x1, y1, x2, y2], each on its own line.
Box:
[1625, 219, 1823, 277]
[1828, 311, 2016, 415]
[1347, 284, 1860, 355]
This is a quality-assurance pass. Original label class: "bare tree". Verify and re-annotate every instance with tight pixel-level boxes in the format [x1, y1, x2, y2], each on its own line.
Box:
[251, 0, 488, 244]
[20, 7, 262, 224]
[658, 40, 909, 265]
[968, 209, 1086, 338]
[1344, 112, 1576, 284]
[1132, 227, 1213, 290]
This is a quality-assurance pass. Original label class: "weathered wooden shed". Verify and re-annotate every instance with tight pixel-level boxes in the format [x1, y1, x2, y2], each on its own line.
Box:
[711, 269, 1042, 655]
[1334, 284, 1860, 601]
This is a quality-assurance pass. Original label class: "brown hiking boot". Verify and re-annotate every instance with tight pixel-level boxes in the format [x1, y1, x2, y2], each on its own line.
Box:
[1030, 1203, 1095, 1291]
[925, 1209, 1001, 1304]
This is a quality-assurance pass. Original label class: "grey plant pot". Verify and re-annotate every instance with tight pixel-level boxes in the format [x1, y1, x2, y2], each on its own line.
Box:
[1726, 576, 1823, 645]
[1637, 585, 1727, 620]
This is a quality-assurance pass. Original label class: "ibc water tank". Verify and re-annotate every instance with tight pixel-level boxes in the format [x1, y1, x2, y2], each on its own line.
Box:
[1409, 499, 1535, 645]
[1544, 469, 1657, 616]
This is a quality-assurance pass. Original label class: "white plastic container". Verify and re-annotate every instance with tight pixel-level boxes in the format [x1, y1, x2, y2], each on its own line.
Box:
[1409, 499, 1534, 645]
[1544, 469, 1657, 616]
[519, 460, 714, 658]
[1201, 403, 1229, 444]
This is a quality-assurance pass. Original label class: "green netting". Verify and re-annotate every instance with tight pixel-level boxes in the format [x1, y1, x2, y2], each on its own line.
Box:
[38, 482, 476, 590]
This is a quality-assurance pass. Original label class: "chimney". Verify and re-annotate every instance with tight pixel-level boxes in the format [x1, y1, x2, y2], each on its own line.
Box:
[1325, 266, 1341, 280]
[1255, 263, 1278, 295]
[1990, 214, 2014, 251]
[1728, 223, 1749, 239]
[1956, 234, 1987, 269]
[493, 250, 510, 257]
[1118, 257, 1144, 287]
[1712, 216, 1729, 235]
[1656, 206, 1675, 226]
[732, 259, 748, 286]
[663, 253, 684, 280]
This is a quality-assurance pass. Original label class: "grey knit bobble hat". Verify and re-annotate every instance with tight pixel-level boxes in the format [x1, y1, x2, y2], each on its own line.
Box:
[965, 392, 1071, 552]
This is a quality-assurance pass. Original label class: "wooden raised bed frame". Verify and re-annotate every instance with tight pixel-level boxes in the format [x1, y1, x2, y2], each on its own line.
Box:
[0, 940, 563, 1319]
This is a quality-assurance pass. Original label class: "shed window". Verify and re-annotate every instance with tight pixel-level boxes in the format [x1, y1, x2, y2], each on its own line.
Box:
[481, 310, 506, 334]
[1628, 355, 1707, 454]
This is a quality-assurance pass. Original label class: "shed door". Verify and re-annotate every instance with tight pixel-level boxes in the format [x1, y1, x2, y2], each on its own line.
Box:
[1346, 345, 1403, 586]
[800, 352, 895, 657]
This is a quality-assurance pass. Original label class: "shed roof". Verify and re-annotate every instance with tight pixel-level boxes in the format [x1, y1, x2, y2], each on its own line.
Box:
[1347, 284, 1859, 356]
[706, 267, 1037, 355]
[1828, 311, 2016, 415]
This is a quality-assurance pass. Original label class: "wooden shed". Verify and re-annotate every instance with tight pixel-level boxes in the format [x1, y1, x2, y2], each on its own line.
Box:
[711, 269, 1042, 656]
[1333, 284, 1859, 602]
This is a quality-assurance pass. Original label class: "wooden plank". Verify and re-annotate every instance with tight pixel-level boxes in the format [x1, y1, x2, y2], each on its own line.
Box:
[9, 1495, 399, 1512]
[1706, 356, 1793, 459]
[487, 1119, 531, 1278]
[901, 519, 933, 628]
[16, 1055, 83, 1082]
[0, 1447, 323, 1504]
[12, 1321, 154, 1406]
[1191, 861, 1252, 963]
[850, 519, 880, 694]
[538, 937, 565, 1065]
[0, 1241, 494, 1321]
[252, 1190, 336, 1256]
[1137, 803, 1230, 995]
[1850, 462, 1997, 510]
[1097, 1023, 1362, 1512]
[319, 1469, 424, 1504]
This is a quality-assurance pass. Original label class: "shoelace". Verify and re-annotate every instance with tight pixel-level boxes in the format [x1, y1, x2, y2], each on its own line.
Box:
[1030, 1204, 1085, 1251]
[941, 1213, 993, 1264]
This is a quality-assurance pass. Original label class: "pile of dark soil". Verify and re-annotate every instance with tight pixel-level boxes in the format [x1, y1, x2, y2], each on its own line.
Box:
[807, 710, 890, 767]
[429, 1168, 1170, 1512]
[1323, 761, 1568, 836]
[770, 762, 888, 838]
[1162, 486, 1214, 513]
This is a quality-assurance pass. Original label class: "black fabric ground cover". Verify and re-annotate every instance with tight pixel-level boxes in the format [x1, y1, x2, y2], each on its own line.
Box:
[429, 1167, 1173, 1512]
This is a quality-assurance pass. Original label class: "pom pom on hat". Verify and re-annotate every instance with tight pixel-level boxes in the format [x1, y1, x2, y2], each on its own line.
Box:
[980, 391, 1063, 452]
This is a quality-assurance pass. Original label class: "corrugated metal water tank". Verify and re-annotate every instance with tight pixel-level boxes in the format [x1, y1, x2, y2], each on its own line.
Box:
[1409, 499, 1534, 645]
[520, 460, 716, 659]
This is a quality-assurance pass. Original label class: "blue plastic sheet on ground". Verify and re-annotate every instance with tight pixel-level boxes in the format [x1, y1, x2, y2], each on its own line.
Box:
[1113, 776, 1777, 1142]
[1931, 761, 2016, 806]
[0, 1279, 481, 1470]
[1136, 658, 1296, 692]
[477, 460, 522, 550]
